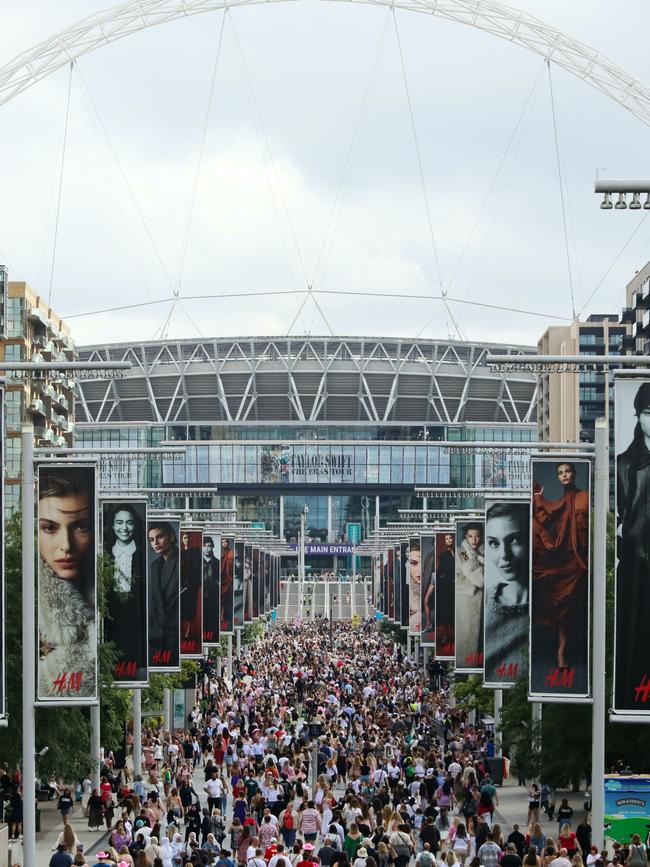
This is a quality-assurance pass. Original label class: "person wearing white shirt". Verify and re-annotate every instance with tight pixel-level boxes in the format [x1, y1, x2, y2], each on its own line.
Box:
[550, 850, 572, 867]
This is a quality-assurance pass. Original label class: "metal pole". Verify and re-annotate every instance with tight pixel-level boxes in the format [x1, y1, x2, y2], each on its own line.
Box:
[312, 740, 319, 798]
[163, 688, 172, 735]
[21, 425, 36, 867]
[493, 689, 503, 758]
[351, 542, 356, 619]
[90, 705, 101, 790]
[227, 634, 233, 680]
[132, 688, 142, 778]
[236, 629, 241, 659]
[531, 702, 542, 782]
[592, 418, 608, 851]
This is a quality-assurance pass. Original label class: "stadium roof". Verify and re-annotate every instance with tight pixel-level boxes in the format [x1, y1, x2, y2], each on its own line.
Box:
[76, 335, 537, 426]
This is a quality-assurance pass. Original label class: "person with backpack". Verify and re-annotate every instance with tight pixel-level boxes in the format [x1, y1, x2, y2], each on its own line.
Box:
[417, 843, 437, 867]
[625, 838, 647, 867]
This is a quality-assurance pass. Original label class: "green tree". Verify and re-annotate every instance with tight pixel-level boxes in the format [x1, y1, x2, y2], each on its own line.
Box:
[453, 675, 494, 717]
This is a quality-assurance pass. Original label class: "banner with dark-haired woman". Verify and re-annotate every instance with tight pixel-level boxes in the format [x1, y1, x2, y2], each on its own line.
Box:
[483, 498, 529, 688]
[244, 544, 253, 623]
[220, 537, 235, 635]
[147, 518, 181, 672]
[263, 551, 271, 614]
[37, 464, 98, 705]
[399, 541, 409, 629]
[102, 499, 148, 687]
[233, 540, 245, 629]
[420, 536, 435, 646]
[408, 537, 422, 636]
[530, 458, 591, 700]
[394, 544, 402, 624]
[180, 529, 203, 658]
[614, 378, 650, 717]
[252, 547, 260, 619]
[381, 550, 388, 615]
[455, 520, 484, 673]
[435, 531, 455, 659]
[387, 548, 394, 620]
[202, 534, 220, 646]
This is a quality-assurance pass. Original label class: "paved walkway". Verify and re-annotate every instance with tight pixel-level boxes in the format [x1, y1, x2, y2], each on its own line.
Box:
[494, 780, 591, 841]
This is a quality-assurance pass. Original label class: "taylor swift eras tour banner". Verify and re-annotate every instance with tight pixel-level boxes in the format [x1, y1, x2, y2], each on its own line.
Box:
[455, 520, 484, 673]
[530, 458, 591, 701]
[147, 517, 181, 672]
[483, 498, 530, 688]
[37, 464, 98, 705]
[180, 529, 203, 658]
[419, 536, 435, 646]
[614, 377, 650, 717]
[435, 531, 455, 660]
[102, 499, 148, 687]
[202, 533, 220, 646]
[220, 537, 235, 634]
[408, 538, 422, 636]
[252, 547, 261, 619]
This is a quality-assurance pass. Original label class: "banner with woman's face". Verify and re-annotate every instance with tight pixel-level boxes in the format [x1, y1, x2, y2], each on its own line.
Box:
[435, 531, 455, 660]
[483, 498, 530, 688]
[530, 458, 591, 700]
[233, 540, 245, 628]
[387, 547, 394, 620]
[244, 544, 253, 623]
[102, 499, 148, 687]
[408, 537, 422, 636]
[180, 528, 203, 658]
[202, 533, 220, 646]
[37, 464, 98, 705]
[393, 544, 401, 624]
[614, 377, 650, 717]
[263, 551, 271, 613]
[147, 517, 181, 672]
[220, 537, 235, 635]
[454, 520, 485, 673]
[419, 535, 435, 646]
[252, 547, 260, 619]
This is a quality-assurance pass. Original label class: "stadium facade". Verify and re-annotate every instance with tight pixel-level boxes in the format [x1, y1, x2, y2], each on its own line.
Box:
[76, 335, 537, 572]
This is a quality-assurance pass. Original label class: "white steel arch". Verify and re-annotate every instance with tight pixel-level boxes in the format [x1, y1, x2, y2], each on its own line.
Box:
[1, 0, 650, 125]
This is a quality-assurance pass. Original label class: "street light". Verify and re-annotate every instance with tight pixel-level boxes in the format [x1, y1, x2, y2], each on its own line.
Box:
[595, 179, 650, 210]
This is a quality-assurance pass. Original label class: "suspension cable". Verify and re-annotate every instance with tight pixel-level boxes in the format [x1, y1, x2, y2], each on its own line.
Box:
[48, 61, 73, 308]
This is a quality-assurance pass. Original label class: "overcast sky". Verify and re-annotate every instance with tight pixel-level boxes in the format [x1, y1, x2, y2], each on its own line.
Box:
[2, 0, 650, 348]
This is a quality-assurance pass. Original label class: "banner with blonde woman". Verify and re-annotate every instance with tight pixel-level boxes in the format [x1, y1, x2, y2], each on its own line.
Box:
[37, 464, 98, 705]
[419, 535, 435, 647]
[530, 458, 591, 701]
[102, 499, 148, 687]
[408, 538, 422, 636]
[454, 520, 484, 673]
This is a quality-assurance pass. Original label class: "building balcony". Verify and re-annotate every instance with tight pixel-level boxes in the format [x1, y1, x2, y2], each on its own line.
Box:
[52, 393, 68, 411]
[34, 426, 55, 443]
[620, 307, 636, 324]
[29, 398, 46, 417]
[622, 334, 636, 351]
[27, 307, 48, 327]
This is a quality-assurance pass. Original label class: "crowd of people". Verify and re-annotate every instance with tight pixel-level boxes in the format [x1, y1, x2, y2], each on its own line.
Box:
[39, 619, 608, 867]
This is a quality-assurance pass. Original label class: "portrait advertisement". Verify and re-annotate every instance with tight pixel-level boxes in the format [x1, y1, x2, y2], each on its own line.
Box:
[37, 464, 98, 704]
[263, 551, 271, 614]
[530, 458, 591, 700]
[407, 537, 422, 636]
[180, 529, 203, 658]
[244, 544, 254, 623]
[387, 547, 394, 620]
[435, 531, 455, 659]
[252, 547, 260, 619]
[220, 537, 235, 634]
[233, 540, 245, 628]
[400, 541, 409, 629]
[454, 520, 485, 673]
[272, 555, 279, 609]
[614, 377, 650, 716]
[394, 544, 402, 624]
[202, 533, 220, 646]
[102, 499, 148, 686]
[483, 498, 530, 688]
[419, 535, 435, 646]
[147, 518, 181, 671]
[381, 550, 388, 615]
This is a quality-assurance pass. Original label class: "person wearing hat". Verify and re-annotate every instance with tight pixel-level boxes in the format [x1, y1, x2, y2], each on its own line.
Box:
[353, 847, 369, 867]
[296, 843, 318, 867]
[90, 854, 111, 867]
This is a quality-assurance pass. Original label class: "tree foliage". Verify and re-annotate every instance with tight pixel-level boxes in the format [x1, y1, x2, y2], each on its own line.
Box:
[453, 675, 494, 716]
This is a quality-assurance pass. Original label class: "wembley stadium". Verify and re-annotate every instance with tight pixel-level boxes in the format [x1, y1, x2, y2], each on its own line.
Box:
[76, 334, 537, 570]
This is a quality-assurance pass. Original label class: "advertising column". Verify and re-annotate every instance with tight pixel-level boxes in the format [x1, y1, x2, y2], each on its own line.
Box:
[529, 458, 591, 700]
[613, 378, 650, 717]
[37, 464, 98, 704]
[102, 499, 148, 686]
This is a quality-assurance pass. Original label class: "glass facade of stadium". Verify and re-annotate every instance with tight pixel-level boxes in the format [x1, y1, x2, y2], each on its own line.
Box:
[75, 337, 537, 574]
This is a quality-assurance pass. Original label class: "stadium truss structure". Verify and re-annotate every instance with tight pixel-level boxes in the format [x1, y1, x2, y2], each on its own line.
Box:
[76, 336, 537, 426]
[1, 0, 650, 126]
